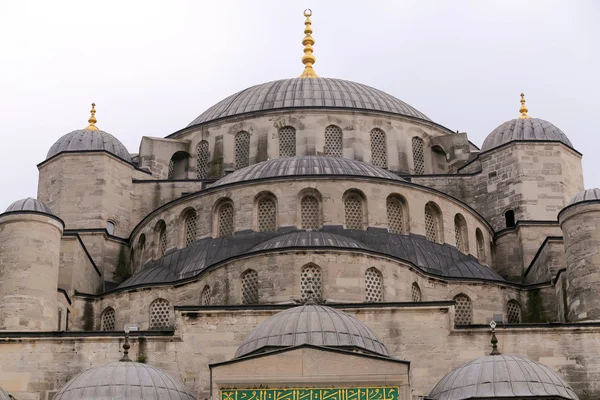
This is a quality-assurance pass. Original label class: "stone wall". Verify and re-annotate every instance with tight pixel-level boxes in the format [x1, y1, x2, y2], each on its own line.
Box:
[58, 235, 102, 294]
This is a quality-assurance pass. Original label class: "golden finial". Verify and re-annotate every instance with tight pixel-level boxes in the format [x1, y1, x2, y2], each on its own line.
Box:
[85, 103, 99, 131]
[519, 93, 530, 119]
[299, 9, 319, 78]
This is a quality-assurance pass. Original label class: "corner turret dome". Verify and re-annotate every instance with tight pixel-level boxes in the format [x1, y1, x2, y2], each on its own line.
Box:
[567, 188, 600, 206]
[481, 117, 573, 152]
[427, 354, 578, 400]
[5, 197, 52, 214]
[235, 304, 389, 358]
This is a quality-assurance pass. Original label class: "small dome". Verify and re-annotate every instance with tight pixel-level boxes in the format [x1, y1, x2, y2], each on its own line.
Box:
[235, 304, 389, 358]
[428, 355, 578, 400]
[5, 197, 52, 214]
[187, 78, 430, 128]
[47, 129, 132, 162]
[53, 361, 195, 400]
[568, 188, 600, 206]
[0, 388, 12, 400]
[481, 118, 573, 152]
[212, 156, 405, 188]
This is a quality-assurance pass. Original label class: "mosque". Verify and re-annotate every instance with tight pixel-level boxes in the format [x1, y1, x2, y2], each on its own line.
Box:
[1, 9, 599, 400]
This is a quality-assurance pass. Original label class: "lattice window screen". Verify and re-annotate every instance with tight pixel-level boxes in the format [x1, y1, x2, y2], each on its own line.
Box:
[507, 301, 521, 323]
[454, 218, 464, 252]
[387, 197, 404, 234]
[365, 267, 383, 302]
[279, 126, 296, 158]
[412, 137, 425, 175]
[301, 195, 320, 230]
[476, 230, 486, 262]
[235, 131, 250, 170]
[424, 206, 438, 242]
[241, 269, 259, 304]
[201, 286, 211, 306]
[218, 203, 234, 237]
[184, 211, 197, 247]
[137, 235, 146, 271]
[150, 299, 171, 330]
[158, 224, 167, 256]
[324, 125, 343, 157]
[257, 197, 277, 232]
[411, 283, 421, 302]
[101, 308, 115, 331]
[300, 265, 322, 302]
[370, 128, 388, 168]
[454, 294, 473, 326]
[167, 159, 175, 179]
[196, 141, 209, 179]
[344, 195, 363, 230]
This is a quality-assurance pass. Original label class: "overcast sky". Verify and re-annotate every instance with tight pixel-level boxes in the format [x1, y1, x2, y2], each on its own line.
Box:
[0, 1, 598, 211]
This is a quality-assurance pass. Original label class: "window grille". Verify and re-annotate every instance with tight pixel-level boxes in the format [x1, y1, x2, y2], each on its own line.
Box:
[454, 223, 463, 252]
[158, 223, 167, 256]
[257, 197, 277, 232]
[301, 195, 320, 230]
[365, 267, 383, 302]
[279, 126, 296, 158]
[411, 282, 421, 302]
[412, 137, 425, 175]
[476, 229, 486, 262]
[184, 211, 197, 247]
[370, 128, 387, 168]
[387, 197, 404, 234]
[300, 264, 322, 302]
[196, 140, 209, 179]
[241, 269, 259, 304]
[324, 125, 343, 157]
[344, 194, 363, 230]
[424, 205, 439, 242]
[149, 298, 171, 330]
[507, 300, 521, 323]
[101, 307, 115, 331]
[218, 203, 234, 237]
[167, 159, 175, 179]
[454, 294, 473, 325]
[235, 131, 250, 170]
[201, 285, 211, 306]
[454, 214, 467, 253]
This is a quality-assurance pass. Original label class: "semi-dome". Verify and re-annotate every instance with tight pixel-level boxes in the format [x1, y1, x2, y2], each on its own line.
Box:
[568, 188, 600, 206]
[53, 361, 196, 400]
[235, 304, 389, 358]
[47, 129, 132, 162]
[481, 117, 573, 152]
[5, 197, 52, 214]
[187, 78, 430, 128]
[427, 354, 578, 400]
[212, 156, 405, 188]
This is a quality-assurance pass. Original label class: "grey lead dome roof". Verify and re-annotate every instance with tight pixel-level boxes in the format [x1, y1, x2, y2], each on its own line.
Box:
[0, 388, 11, 400]
[235, 304, 389, 358]
[427, 355, 578, 400]
[568, 188, 600, 206]
[5, 197, 52, 214]
[481, 117, 573, 152]
[47, 129, 132, 162]
[212, 156, 405, 187]
[187, 78, 430, 127]
[53, 361, 196, 400]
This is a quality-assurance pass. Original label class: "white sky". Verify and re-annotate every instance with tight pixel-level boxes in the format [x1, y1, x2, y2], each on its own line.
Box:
[0, 0, 598, 211]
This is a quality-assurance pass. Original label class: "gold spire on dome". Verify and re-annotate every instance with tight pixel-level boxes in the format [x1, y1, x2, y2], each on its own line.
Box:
[519, 93, 530, 119]
[299, 9, 319, 78]
[85, 103, 99, 131]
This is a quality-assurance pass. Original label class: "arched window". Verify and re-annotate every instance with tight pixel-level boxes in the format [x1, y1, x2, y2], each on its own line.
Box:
[167, 151, 189, 179]
[454, 294, 473, 326]
[257, 195, 277, 232]
[149, 298, 171, 330]
[279, 126, 296, 158]
[324, 125, 343, 157]
[100, 307, 115, 331]
[196, 140, 210, 179]
[235, 131, 250, 170]
[344, 191, 365, 230]
[106, 221, 115, 235]
[412, 137, 425, 175]
[217, 202, 234, 237]
[167, 159, 175, 179]
[387, 195, 407, 234]
[370, 128, 387, 168]
[476, 228, 486, 263]
[300, 195, 321, 230]
[411, 282, 421, 302]
[505, 210, 515, 228]
[137, 234, 146, 271]
[201, 285, 211, 306]
[300, 264, 322, 302]
[365, 267, 383, 303]
[453, 214, 468, 253]
[241, 269, 259, 304]
[156, 221, 167, 257]
[507, 300, 522, 323]
[183, 209, 197, 247]
[424, 202, 442, 243]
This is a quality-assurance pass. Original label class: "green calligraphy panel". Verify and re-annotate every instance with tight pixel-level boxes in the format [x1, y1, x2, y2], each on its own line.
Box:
[222, 387, 398, 400]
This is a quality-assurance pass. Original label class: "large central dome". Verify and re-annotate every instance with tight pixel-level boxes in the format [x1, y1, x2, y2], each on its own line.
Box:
[187, 78, 430, 127]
